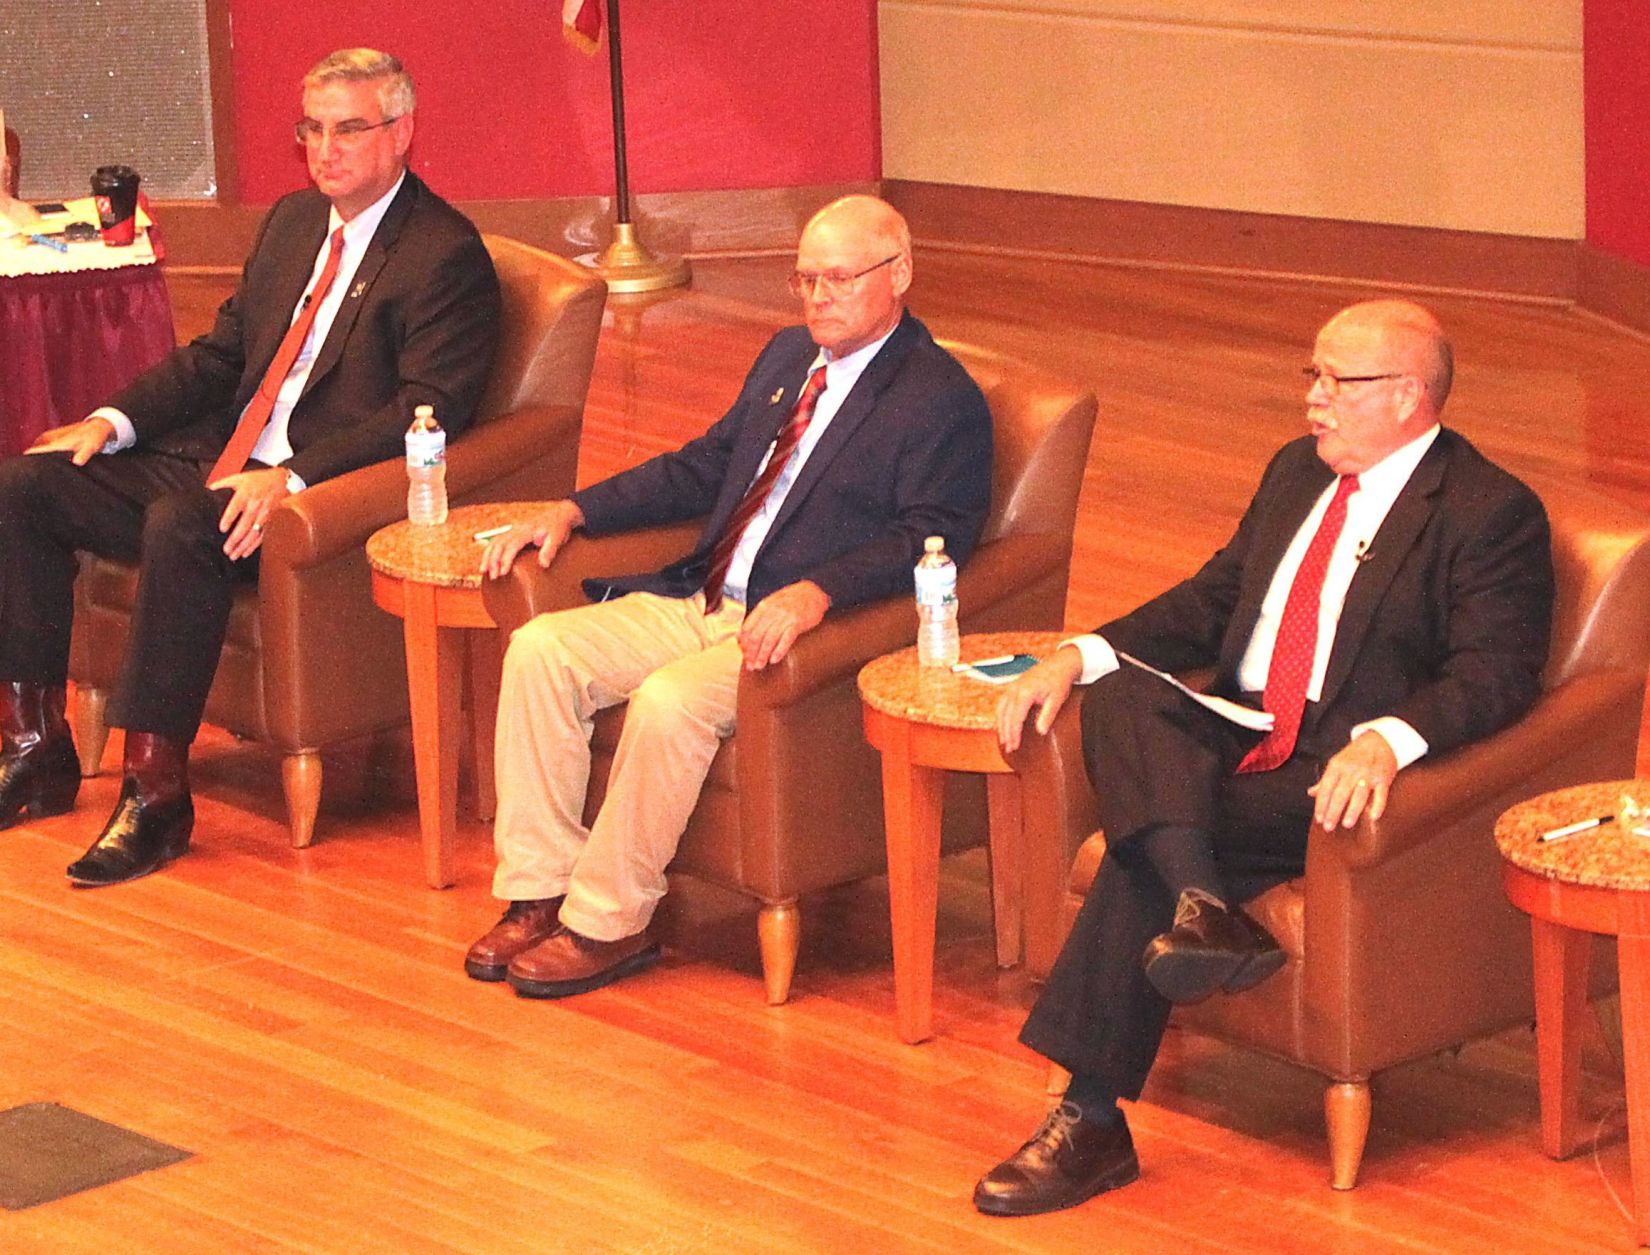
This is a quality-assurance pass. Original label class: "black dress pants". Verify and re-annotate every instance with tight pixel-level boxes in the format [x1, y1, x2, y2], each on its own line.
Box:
[0, 449, 256, 742]
[1019, 662, 1320, 1098]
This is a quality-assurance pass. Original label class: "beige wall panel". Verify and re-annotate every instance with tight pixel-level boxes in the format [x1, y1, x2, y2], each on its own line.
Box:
[892, 0, 1578, 47]
[879, 1, 1583, 238]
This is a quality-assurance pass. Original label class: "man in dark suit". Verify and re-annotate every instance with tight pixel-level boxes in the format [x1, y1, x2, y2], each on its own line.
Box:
[0, 48, 500, 886]
[974, 300, 1554, 1216]
[466, 195, 993, 998]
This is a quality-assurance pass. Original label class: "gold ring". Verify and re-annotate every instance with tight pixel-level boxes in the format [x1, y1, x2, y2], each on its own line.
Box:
[1355, 778, 1369, 788]
[251, 521, 263, 531]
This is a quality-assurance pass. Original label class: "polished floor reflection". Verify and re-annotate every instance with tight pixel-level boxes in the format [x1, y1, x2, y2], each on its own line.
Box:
[12, 255, 1637, 1253]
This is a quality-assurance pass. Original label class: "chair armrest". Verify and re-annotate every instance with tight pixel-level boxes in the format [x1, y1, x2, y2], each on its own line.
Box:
[1328, 668, 1645, 873]
[260, 403, 585, 570]
[743, 532, 1070, 708]
[446, 403, 582, 500]
[480, 520, 707, 634]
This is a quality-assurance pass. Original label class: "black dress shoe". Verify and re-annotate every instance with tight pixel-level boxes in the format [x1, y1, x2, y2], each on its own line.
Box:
[974, 1102, 1139, 1217]
[1142, 888, 1285, 1005]
[0, 735, 79, 830]
[65, 780, 193, 887]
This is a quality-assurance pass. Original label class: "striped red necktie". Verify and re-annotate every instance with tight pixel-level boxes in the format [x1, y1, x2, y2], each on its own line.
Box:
[206, 226, 346, 485]
[1237, 473, 1361, 773]
[701, 364, 829, 612]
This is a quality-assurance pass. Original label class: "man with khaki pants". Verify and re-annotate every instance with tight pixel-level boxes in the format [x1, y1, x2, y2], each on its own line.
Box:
[467, 195, 993, 998]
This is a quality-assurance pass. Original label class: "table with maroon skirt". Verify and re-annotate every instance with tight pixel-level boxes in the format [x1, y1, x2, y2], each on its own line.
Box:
[0, 262, 175, 457]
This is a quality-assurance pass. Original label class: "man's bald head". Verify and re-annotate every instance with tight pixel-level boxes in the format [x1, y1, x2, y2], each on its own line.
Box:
[793, 195, 912, 358]
[1306, 299, 1453, 475]
[1323, 299, 1454, 414]
[802, 195, 912, 261]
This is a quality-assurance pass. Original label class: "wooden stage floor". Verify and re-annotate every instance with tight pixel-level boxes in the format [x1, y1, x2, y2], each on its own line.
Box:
[4, 252, 1649, 1252]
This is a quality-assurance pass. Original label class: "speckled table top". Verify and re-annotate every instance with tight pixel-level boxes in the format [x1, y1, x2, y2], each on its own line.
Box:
[857, 630, 1070, 730]
[1495, 780, 1650, 892]
[366, 502, 548, 589]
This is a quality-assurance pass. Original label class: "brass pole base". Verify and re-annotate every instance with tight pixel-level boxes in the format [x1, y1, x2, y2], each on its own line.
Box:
[576, 221, 691, 294]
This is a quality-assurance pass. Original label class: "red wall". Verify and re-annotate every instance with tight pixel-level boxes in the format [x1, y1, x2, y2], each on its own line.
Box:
[1585, 0, 1650, 265]
[228, 0, 881, 204]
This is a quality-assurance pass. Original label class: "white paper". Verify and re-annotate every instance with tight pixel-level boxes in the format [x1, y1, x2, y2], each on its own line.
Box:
[1114, 650, 1275, 732]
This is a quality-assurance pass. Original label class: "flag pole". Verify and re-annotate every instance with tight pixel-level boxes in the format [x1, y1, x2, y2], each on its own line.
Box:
[575, 0, 690, 294]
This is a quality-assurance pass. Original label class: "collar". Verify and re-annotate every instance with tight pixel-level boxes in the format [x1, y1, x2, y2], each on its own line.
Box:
[1355, 423, 1440, 496]
[327, 169, 407, 245]
[811, 320, 900, 387]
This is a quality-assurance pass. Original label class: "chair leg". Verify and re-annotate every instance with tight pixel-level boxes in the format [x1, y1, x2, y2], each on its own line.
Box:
[757, 900, 800, 1006]
[282, 750, 322, 848]
[1325, 1079, 1372, 1190]
[74, 686, 110, 777]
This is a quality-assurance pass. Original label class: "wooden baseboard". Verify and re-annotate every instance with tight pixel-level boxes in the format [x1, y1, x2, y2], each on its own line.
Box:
[154, 181, 875, 273]
[883, 180, 1580, 304]
[151, 177, 1650, 346]
[1578, 243, 1650, 340]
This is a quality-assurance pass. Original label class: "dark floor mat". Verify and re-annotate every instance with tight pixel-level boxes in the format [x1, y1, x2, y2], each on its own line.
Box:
[0, 1103, 191, 1210]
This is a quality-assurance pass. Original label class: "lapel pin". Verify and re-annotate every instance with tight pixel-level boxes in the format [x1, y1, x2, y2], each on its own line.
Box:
[350, 281, 367, 299]
[770, 387, 785, 404]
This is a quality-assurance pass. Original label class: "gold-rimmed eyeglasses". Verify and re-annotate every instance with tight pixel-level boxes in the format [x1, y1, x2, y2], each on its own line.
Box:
[788, 253, 900, 300]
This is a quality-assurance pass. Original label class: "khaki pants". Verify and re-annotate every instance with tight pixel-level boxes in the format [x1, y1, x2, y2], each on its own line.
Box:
[491, 591, 745, 940]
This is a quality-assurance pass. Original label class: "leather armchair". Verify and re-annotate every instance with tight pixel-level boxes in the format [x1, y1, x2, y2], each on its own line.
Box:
[68, 235, 607, 845]
[483, 342, 1098, 1004]
[1021, 477, 1650, 1188]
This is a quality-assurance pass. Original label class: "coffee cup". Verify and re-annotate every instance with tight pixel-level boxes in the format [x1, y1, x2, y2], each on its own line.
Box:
[91, 165, 141, 246]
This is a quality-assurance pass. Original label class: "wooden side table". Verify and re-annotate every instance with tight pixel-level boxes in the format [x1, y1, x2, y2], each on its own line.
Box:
[367, 502, 536, 888]
[859, 629, 1069, 1044]
[1496, 779, 1650, 1248]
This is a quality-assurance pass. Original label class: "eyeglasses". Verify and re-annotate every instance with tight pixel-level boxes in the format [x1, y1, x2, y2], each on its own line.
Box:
[788, 254, 901, 300]
[1303, 366, 1405, 396]
[294, 116, 401, 147]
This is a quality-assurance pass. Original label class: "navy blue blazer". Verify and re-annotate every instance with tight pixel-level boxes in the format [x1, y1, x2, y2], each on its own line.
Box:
[572, 312, 993, 613]
[1100, 429, 1555, 761]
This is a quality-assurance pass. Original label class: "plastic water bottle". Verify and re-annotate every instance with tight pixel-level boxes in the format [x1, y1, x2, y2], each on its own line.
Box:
[405, 404, 448, 526]
[914, 535, 960, 668]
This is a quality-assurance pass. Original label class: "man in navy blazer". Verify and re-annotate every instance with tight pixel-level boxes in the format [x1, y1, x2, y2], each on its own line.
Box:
[972, 300, 1555, 1216]
[467, 195, 993, 998]
[0, 49, 500, 887]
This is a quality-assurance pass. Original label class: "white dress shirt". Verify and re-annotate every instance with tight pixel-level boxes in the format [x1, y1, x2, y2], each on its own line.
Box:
[1065, 425, 1441, 767]
[95, 171, 407, 493]
[717, 323, 898, 606]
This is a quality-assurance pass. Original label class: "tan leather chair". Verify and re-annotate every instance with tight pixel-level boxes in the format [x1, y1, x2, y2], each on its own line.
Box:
[1017, 477, 1650, 1189]
[68, 235, 607, 845]
[482, 342, 1098, 1004]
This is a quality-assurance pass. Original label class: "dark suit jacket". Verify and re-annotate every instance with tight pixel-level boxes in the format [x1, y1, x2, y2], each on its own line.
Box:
[1099, 429, 1555, 760]
[572, 312, 993, 613]
[109, 172, 501, 487]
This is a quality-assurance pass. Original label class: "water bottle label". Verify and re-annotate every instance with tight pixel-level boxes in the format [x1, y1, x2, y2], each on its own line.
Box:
[914, 565, 957, 608]
[405, 430, 445, 468]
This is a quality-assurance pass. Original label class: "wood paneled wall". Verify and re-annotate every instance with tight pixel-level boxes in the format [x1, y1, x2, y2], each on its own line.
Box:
[879, 1, 1583, 239]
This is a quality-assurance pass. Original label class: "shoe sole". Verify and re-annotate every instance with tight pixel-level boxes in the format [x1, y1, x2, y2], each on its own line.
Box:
[508, 944, 661, 1000]
[464, 958, 509, 983]
[973, 1155, 1141, 1217]
[1142, 943, 1246, 1005]
[1224, 945, 1288, 994]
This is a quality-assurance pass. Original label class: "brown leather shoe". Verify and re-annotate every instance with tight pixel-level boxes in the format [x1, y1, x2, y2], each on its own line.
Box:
[464, 898, 565, 982]
[1142, 887, 1285, 1005]
[506, 926, 660, 999]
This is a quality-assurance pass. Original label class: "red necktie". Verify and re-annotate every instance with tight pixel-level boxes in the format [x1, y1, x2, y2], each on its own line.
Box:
[206, 226, 346, 485]
[702, 364, 829, 612]
[1237, 474, 1361, 773]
